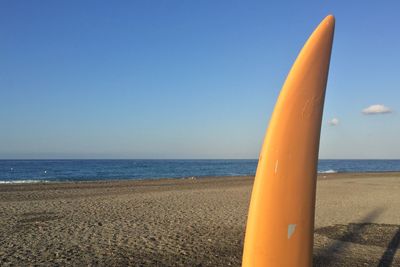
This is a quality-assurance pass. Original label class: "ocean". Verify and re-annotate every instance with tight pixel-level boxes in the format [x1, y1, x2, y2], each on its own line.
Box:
[1, 159, 400, 184]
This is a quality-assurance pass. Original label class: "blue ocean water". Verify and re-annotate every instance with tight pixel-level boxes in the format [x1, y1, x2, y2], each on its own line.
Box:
[0, 159, 400, 183]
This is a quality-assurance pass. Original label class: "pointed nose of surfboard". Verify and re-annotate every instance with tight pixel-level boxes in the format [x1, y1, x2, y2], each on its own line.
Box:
[242, 15, 335, 267]
[325, 14, 335, 26]
[312, 14, 335, 53]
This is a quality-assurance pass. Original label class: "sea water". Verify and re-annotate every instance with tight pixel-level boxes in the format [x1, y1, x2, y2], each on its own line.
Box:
[0, 159, 400, 183]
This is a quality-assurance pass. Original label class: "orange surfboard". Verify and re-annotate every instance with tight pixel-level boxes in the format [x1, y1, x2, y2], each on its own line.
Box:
[242, 15, 335, 266]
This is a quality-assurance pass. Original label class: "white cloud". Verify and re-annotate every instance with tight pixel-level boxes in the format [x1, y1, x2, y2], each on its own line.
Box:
[362, 104, 392, 115]
[328, 118, 339, 126]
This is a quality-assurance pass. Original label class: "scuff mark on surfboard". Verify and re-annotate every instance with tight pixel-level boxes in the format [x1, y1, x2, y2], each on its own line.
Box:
[301, 99, 311, 119]
[288, 224, 296, 239]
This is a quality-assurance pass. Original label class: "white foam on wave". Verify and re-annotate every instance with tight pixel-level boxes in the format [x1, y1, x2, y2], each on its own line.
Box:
[318, 169, 338, 174]
[0, 180, 49, 184]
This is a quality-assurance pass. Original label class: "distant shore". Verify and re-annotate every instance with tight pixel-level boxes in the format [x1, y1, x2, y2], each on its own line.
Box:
[1, 173, 399, 266]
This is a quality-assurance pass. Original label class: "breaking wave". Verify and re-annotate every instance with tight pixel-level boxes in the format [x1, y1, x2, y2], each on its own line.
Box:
[0, 180, 49, 184]
[318, 169, 338, 174]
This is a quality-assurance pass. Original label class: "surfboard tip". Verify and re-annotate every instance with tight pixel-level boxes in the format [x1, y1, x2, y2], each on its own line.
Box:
[323, 14, 335, 26]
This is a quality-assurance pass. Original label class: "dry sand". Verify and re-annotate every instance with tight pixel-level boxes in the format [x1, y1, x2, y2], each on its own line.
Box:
[0, 173, 399, 266]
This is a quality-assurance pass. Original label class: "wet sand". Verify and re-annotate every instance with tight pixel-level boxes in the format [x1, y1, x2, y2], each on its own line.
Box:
[0, 173, 399, 266]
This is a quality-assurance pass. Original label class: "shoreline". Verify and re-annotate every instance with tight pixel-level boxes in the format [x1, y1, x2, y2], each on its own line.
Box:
[1, 171, 400, 186]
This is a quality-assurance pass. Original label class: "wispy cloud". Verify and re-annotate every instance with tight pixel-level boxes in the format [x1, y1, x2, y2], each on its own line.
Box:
[328, 118, 339, 126]
[362, 104, 392, 115]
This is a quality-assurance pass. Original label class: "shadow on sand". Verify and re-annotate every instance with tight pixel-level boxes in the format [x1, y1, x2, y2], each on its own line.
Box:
[313, 208, 400, 266]
[377, 226, 400, 267]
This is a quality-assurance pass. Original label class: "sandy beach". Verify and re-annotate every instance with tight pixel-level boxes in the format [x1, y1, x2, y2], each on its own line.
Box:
[0, 173, 399, 266]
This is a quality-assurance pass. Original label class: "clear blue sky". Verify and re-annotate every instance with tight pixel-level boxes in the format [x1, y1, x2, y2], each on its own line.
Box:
[1, 1, 399, 159]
